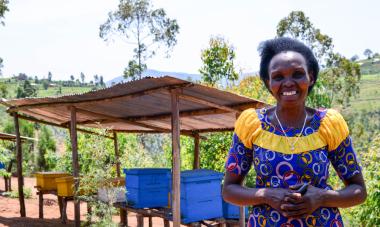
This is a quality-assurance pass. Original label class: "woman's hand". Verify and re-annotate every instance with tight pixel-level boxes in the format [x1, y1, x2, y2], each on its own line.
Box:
[280, 184, 325, 218]
[264, 188, 293, 212]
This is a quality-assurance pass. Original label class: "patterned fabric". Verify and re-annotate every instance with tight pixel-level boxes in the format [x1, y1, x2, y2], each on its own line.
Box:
[225, 108, 362, 227]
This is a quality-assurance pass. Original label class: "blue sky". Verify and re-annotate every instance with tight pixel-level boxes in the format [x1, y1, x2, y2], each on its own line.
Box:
[0, 0, 379, 82]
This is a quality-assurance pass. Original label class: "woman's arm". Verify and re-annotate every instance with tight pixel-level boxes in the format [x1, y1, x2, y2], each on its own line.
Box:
[223, 171, 290, 211]
[320, 171, 367, 208]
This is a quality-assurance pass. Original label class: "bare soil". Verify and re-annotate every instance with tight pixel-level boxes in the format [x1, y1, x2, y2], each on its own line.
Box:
[0, 177, 175, 227]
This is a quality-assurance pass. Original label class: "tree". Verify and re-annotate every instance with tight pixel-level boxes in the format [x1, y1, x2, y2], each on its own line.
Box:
[350, 55, 359, 62]
[80, 72, 85, 85]
[47, 71, 52, 82]
[93, 74, 99, 86]
[16, 80, 37, 98]
[199, 36, 239, 87]
[99, 75, 105, 87]
[100, 0, 180, 80]
[364, 49, 373, 59]
[0, 0, 9, 26]
[42, 80, 49, 90]
[277, 11, 361, 108]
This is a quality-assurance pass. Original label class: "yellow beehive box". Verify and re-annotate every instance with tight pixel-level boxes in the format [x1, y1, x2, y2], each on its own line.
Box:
[56, 176, 75, 197]
[35, 172, 71, 190]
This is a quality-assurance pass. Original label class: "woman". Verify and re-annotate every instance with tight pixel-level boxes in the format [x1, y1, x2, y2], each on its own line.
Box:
[223, 37, 366, 227]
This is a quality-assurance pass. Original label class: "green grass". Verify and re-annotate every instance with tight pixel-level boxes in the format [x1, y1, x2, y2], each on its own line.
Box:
[350, 73, 380, 111]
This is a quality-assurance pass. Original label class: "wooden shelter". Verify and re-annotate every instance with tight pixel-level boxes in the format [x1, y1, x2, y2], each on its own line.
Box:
[1, 76, 266, 227]
[0, 132, 35, 192]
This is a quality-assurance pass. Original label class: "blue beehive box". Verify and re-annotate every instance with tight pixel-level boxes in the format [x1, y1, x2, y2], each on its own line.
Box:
[124, 168, 171, 208]
[0, 162, 5, 169]
[222, 199, 249, 219]
[179, 169, 224, 223]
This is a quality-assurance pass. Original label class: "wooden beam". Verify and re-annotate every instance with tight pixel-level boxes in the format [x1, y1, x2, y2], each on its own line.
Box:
[171, 90, 181, 227]
[7, 82, 192, 113]
[113, 132, 121, 177]
[126, 102, 263, 122]
[193, 133, 200, 170]
[179, 93, 240, 113]
[16, 114, 114, 139]
[75, 108, 171, 133]
[14, 113, 26, 217]
[70, 107, 81, 227]
[112, 130, 208, 140]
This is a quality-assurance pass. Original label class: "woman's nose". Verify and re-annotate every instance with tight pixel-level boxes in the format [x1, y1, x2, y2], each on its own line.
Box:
[283, 77, 295, 86]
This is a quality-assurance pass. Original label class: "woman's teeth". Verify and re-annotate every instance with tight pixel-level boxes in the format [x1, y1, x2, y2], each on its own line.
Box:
[282, 91, 297, 96]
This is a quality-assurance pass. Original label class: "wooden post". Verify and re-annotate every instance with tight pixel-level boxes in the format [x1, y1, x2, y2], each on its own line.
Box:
[113, 132, 121, 177]
[14, 113, 26, 217]
[193, 132, 200, 169]
[70, 106, 81, 227]
[171, 91, 181, 227]
[239, 206, 245, 227]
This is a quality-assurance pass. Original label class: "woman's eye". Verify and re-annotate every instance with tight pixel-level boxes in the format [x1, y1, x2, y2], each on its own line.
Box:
[293, 71, 304, 78]
[272, 75, 283, 81]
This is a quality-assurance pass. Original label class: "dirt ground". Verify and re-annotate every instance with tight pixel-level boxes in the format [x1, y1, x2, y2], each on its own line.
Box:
[0, 177, 176, 227]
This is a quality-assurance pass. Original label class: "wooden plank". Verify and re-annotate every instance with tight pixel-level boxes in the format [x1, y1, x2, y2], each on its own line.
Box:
[14, 113, 26, 217]
[126, 102, 261, 122]
[70, 106, 81, 227]
[179, 93, 240, 113]
[16, 114, 114, 139]
[7, 82, 192, 113]
[171, 90, 181, 227]
[75, 108, 171, 132]
[113, 132, 121, 177]
[193, 133, 200, 169]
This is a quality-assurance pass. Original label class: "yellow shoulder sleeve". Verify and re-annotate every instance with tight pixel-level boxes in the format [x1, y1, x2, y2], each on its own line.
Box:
[234, 108, 262, 149]
[318, 109, 349, 151]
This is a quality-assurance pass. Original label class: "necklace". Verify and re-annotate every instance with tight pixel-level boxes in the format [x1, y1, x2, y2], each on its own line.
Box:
[274, 109, 308, 151]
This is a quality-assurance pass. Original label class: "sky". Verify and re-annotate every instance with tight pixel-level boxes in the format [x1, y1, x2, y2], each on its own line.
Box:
[0, 0, 379, 82]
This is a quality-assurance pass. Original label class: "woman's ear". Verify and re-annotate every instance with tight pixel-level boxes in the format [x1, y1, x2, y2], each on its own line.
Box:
[308, 71, 315, 86]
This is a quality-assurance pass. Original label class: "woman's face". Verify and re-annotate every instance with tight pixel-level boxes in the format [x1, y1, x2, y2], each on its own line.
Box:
[267, 51, 314, 107]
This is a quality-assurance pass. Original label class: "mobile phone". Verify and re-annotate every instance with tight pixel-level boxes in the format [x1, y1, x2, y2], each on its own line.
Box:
[296, 183, 309, 195]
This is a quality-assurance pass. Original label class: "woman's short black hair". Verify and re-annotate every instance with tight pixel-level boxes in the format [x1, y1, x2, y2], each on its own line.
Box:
[258, 37, 319, 92]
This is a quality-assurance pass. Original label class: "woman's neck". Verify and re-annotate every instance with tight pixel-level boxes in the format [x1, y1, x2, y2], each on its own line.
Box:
[274, 104, 307, 128]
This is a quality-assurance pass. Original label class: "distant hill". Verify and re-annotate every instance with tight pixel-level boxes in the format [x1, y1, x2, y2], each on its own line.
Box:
[106, 69, 202, 86]
[106, 69, 257, 86]
[358, 57, 380, 74]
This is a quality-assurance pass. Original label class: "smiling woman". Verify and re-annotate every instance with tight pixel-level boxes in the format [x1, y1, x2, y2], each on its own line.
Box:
[222, 37, 367, 227]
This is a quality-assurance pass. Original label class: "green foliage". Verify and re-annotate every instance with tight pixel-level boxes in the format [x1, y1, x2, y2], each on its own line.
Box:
[199, 132, 232, 172]
[123, 60, 147, 80]
[0, 57, 3, 76]
[277, 11, 361, 108]
[100, 0, 180, 79]
[0, 0, 9, 25]
[0, 81, 8, 98]
[16, 80, 37, 98]
[37, 125, 56, 170]
[3, 187, 32, 199]
[199, 36, 239, 87]
[363, 49, 373, 59]
[42, 80, 49, 90]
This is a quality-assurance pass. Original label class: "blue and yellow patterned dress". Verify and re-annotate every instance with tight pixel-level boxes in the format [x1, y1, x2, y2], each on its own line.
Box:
[225, 108, 361, 227]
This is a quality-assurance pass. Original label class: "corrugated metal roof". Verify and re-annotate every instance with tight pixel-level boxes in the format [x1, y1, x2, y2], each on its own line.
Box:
[1, 76, 266, 133]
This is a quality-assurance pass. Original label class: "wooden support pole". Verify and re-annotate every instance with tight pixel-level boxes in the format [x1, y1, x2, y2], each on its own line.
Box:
[113, 132, 121, 177]
[239, 206, 245, 227]
[70, 106, 81, 227]
[193, 132, 200, 169]
[14, 113, 26, 217]
[171, 91, 181, 227]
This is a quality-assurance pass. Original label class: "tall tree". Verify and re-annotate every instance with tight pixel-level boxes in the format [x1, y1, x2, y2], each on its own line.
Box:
[363, 49, 373, 59]
[93, 74, 99, 86]
[199, 36, 239, 87]
[37, 126, 56, 170]
[80, 72, 85, 85]
[0, 0, 9, 26]
[100, 0, 180, 80]
[277, 11, 361, 108]
[47, 71, 53, 82]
